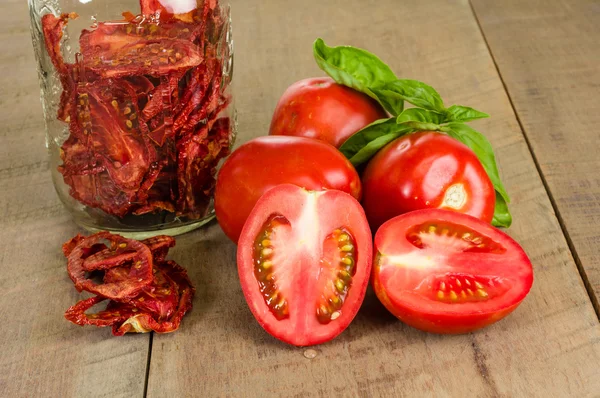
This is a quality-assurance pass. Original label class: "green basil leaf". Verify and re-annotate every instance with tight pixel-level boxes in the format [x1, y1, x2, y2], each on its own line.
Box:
[372, 79, 445, 112]
[492, 192, 512, 228]
[396, 108, 447, 125]
[445, 105, 490, 122]
[402, 121, 442, 131]
[376, 94, 404, 116]
[442, 122, 510, 202]
[313, 38, 402, 115]
[441, 122, 511, 226]
[348, 131, 412, 166]
[339, 118, 413, 166]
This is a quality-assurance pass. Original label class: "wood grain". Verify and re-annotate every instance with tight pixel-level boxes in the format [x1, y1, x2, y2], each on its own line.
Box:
[2, 0, 599, 396]
[145, 0, 600, 397]
[471, 0, 600, 314]
[0, 1, 149, 397]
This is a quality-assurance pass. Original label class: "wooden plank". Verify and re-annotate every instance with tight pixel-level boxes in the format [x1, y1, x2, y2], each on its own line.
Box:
[0, 2, 149, 397]
[470, 0, 600, 314]
[146, 0, 600, 396]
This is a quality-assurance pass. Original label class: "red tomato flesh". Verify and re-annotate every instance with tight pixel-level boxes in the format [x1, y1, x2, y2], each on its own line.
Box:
[237, 184, 372, 346]
[269, 77, 388, 148]
[362, 131, 496, 229]
[215, 136, 362, 242]
[373, 209, 533, 334]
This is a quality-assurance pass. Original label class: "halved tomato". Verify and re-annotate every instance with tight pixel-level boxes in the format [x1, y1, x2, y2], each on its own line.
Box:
[373, 209, 533, 334]
[237, 184, 372, 346]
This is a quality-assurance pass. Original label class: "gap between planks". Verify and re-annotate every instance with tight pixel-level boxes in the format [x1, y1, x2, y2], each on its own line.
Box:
[140, 5, 600, 395]
[467, 0, 600, 321]
[143, 332, 154, 398]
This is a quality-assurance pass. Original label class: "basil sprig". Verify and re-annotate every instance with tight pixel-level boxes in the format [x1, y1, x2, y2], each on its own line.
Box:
[441, 123, 511, 227]
[314, 38, 511, 227]
[314, 38, 403, 115]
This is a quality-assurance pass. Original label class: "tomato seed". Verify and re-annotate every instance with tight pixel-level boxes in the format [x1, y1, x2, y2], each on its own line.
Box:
[253, 214, 290, 320]
[339, 270, 351, 282]
[330, 296, 342, 310]
[338, 234, 349, 242]
[341, 244, 354, 252]
[335, 280, 345, 293]
[316, 227, 357, 324]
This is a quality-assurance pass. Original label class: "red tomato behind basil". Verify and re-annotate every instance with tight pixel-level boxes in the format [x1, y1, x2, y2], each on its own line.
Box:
[269, 77, 388, 148]
[362, 131, 496, 229]
[214, 136, 362, 243]
[373, 209, 533, 334]
[237, 184, 372, 346]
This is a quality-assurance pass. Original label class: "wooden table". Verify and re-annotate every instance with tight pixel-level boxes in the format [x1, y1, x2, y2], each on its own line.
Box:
[2, 0, 599, 396]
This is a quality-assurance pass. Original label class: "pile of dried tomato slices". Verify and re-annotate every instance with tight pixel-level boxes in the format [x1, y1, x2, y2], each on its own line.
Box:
[63, 232, 195, 335]
[41, 0, 232, 219]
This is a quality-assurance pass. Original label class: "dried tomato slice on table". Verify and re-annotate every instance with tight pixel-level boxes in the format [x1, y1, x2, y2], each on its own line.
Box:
[64, 232, 195, 335]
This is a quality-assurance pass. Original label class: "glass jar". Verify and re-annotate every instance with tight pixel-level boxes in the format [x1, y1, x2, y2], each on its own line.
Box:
[28, 0, 235, 238]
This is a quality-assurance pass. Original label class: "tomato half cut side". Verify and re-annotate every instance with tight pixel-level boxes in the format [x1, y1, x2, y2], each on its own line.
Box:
[237, 184, 372, 346]
[373, 209, 533, 334]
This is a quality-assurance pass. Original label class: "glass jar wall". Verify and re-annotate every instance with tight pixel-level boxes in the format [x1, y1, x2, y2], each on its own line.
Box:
[28, 0, 235, 238]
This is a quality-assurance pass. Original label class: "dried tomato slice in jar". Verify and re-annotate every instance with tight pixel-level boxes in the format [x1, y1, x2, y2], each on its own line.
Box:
[79, 22, 203, 79]
[41, 13, 78, 122]
[60, 78, 155, 216]
[176, 117, 231, 217]
[42, 1, 233, 223]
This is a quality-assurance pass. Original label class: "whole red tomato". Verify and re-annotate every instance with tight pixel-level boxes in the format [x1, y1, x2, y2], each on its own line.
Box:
[215, 136, 362, 242]
[269, 77, 388, 148]
[362, 131, 495, 229]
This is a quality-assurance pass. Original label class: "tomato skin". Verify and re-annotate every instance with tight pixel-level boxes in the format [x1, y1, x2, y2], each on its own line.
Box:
[362, 131, 495, 230]
[373, 267, 523, 334]
[237, 184, 372, 346]
[372, 209, 533, 334]
[215, 136, 362, 242]
[269, 77, 388, 148]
